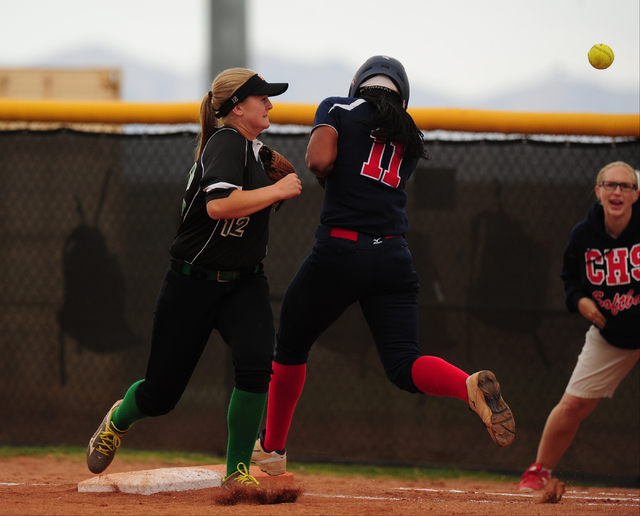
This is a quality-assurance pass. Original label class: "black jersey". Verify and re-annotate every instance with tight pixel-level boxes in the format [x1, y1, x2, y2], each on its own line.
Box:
[170, 127, 272, 271]
[314, 96, 419, 236]
[561, 202, 640, 349]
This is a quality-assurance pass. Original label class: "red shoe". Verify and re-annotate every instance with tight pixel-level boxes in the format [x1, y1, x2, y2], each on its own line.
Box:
[517, 463, 551, 491]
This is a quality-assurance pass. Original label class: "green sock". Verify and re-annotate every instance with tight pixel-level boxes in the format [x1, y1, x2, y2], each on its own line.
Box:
[111, 379, 148, 431]
[226, 388, 267, 477]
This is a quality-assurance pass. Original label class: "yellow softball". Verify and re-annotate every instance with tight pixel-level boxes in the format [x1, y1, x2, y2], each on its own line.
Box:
[588, 44, 614, 70]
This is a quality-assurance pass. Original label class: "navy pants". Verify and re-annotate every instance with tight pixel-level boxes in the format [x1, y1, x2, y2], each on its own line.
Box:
[274, 225, 422, 393]
[135, 262, 275, 417]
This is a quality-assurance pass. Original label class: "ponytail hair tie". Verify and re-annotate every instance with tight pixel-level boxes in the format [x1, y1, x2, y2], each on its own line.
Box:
[208, 91, 213, 100]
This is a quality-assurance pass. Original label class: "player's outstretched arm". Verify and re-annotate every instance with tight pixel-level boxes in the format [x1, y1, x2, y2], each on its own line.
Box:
[206, 175, 302, 220]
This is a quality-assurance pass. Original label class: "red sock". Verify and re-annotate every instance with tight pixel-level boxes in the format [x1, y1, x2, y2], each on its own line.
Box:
[411, 356, 469, 402]
[264, 362, 306, 452]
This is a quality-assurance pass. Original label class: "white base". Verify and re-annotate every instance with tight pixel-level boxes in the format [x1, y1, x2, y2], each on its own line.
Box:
[78, 465, 224, 495]
[78, 464, 294, 495]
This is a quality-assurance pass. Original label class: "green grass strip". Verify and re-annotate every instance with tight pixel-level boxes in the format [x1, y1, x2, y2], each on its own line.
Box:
[0, 446, 517, 484]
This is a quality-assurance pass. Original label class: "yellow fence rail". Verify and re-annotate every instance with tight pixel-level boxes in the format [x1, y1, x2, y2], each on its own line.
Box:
[0, 98, 638, 137]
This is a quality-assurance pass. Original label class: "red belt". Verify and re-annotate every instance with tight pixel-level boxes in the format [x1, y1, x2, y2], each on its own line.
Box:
[329, 228, 402, 241]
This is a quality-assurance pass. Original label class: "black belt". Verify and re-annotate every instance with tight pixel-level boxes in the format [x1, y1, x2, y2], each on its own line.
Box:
[177, 262, 260, 282]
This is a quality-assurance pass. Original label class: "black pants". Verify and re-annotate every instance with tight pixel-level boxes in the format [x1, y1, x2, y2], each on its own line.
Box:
[135, 263, 275, 417]
[275, 225, 422, 393]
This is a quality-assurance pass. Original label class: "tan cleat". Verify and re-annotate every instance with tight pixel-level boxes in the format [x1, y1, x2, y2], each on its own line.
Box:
[86, 400, 128, 474]
[466, 370, 515, 447]
[251, 429, 287, 476]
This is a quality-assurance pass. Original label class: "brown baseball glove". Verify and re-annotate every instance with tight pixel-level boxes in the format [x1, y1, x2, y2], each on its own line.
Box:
[259, 144, 295, 183]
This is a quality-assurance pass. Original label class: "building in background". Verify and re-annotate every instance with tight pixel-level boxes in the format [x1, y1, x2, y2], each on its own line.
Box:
[0, 68, 121, 131]
[0, 68, 120, 99]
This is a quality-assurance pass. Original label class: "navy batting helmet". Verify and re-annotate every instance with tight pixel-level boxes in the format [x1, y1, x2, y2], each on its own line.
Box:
[348, 55, 410, 109]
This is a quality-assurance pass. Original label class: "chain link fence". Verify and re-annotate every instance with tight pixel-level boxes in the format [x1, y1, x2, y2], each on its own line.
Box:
[0, 128, 638, 484]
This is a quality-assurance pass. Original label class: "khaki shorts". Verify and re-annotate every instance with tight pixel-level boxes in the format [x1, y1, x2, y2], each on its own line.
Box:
[566, 325, 640, 399]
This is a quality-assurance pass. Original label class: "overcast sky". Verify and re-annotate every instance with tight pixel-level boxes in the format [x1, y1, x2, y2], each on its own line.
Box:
[0, 0, 638, 103]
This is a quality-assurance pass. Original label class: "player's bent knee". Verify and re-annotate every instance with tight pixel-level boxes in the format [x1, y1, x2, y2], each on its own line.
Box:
[386, 370, 422, 393]
[382, 358, 421, 393]
[234, 361, 273, 393]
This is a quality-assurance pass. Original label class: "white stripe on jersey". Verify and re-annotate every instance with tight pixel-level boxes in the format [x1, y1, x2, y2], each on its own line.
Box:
[328, 98, 366, 113]
[204, 182, 243, 193]
[191, 220, 222, 265]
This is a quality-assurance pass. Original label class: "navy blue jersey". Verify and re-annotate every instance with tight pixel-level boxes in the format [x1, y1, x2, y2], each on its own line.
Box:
[314, 96, 419, 236]
[561, 202, 640, 349]
[171, 127, 272, 270]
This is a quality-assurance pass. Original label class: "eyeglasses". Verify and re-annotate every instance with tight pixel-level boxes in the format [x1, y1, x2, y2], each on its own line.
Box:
[599, 181, 637, 192]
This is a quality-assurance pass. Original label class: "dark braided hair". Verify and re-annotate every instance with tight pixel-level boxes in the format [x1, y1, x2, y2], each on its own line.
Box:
[356, 87, 429, 161]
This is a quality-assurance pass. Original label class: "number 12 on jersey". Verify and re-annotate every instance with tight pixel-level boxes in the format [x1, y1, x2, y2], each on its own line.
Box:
[220, 217, 249, 237]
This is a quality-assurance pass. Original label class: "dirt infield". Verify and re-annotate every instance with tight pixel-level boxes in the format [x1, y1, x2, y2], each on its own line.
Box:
[1, 456, 638, 516]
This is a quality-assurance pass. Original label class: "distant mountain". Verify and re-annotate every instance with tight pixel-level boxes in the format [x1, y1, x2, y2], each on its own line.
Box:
[34, 45, 207, 102]
[252, 55, 457, 108]
[33, 46, 639, 114]
[468, 78, 639, 114]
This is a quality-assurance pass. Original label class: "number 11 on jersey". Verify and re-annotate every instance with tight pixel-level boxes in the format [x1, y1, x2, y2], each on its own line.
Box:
[360, 134, 403, 188]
